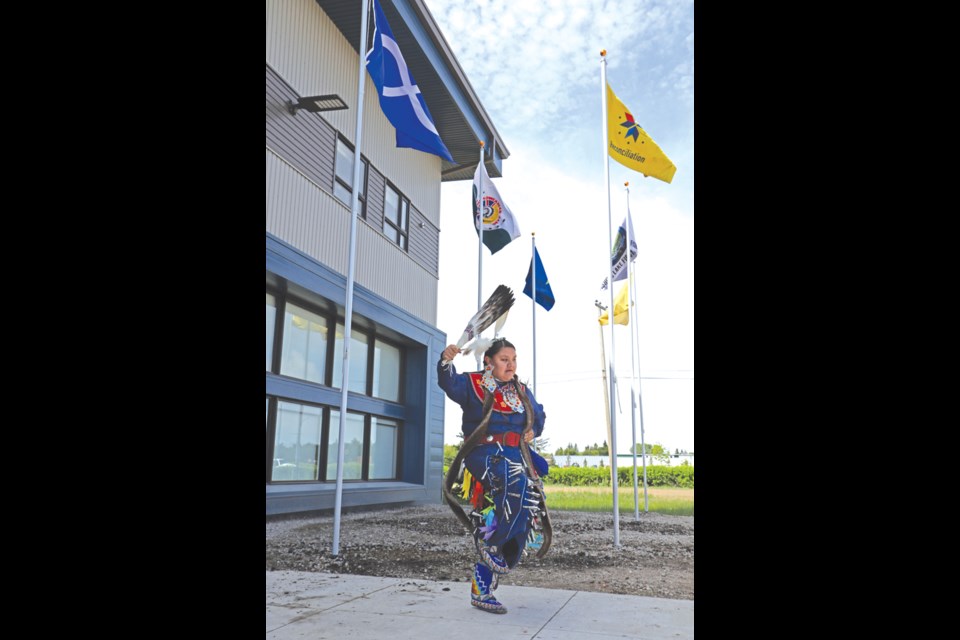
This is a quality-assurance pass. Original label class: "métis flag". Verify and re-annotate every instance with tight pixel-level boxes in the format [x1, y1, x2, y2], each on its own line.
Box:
[606, 82, 676, 184]
[473, 161, 521, 254]
[366, 0, 454, 162]
[598, 281, 630, 326]
[523, 247, 555, 311]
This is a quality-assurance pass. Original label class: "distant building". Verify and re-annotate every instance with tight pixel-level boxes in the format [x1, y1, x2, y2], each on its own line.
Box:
[558, 454, 695, 469]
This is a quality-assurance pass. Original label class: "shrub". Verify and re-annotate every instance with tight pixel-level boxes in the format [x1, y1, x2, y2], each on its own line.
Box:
[543, 464, 693, 488]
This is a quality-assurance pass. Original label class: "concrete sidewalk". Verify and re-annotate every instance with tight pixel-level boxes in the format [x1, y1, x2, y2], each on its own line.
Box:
[267, 570, 693, 639]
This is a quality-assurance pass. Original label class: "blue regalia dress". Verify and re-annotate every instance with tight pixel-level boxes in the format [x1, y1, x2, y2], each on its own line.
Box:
[438, 359, 550, 613]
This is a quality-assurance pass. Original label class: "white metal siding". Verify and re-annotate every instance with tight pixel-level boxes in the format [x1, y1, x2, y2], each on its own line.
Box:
[267, 148, 438, 323]
[266, 148, 349, 272]
[266, 0, 441, 228]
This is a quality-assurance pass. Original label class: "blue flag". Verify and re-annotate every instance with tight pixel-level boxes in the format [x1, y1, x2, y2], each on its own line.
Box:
[523, 247, 555, 311]
[365, 0, 454, 162]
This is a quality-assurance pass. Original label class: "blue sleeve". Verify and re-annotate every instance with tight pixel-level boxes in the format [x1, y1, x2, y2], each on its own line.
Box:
[525, 387, 546, 437]
[437, 359, 471, 408]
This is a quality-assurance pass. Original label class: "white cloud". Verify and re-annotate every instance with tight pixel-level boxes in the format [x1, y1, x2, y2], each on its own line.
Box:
[427, 0, 694, 453]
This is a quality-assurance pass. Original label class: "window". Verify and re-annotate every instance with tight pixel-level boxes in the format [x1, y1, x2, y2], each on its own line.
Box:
[326, 410, 365, 480]
[334, 136, 368, 215]
[332, 323, 368, 393]
[280, 302, 328, 384]
[266, 293, 276, 371]
[266, 286, 406, 484]
[369, 417, 398, 479]
[382, 183, 409, 250]
[372, 339, 401, 401]
[273, 401, 323, 481]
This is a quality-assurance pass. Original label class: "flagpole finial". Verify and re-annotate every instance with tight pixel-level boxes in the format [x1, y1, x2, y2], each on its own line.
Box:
[600, 49, 606, 57]
[479, 140, 485, 148]
[624, 181, 629, 187]
[531, 231, 535, 237]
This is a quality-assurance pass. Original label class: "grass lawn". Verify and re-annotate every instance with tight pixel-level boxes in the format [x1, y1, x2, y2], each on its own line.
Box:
[543, 485, 694, 516]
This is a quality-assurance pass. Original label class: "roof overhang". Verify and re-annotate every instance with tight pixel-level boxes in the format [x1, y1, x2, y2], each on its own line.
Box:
[315, 0, 509, 180]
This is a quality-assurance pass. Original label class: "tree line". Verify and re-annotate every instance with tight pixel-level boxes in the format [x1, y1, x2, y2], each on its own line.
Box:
[444, 436, 692, 470]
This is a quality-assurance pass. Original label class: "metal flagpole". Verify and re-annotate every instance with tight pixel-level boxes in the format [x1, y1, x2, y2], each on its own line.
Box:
[595, 300, 612, 488]
[600, 50, 620, 546]
[625, 183, 641, 519]
[531, 232, 537, 395]
[477, 141, 484, 312]
[635, 301, 650, 513]
[333, 0, 371, 556]
[628, 198, 650, 513]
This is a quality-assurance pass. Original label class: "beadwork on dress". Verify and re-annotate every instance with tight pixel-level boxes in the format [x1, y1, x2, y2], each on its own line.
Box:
[480, 365, 525, 413]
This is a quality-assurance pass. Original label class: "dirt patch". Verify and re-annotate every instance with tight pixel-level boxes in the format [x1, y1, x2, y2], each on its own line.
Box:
[266, 502, 693, 600]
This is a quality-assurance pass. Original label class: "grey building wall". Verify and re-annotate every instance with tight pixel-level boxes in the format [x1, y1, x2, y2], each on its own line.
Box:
[266, 64, 441, 281]
[365, 166, 386, 232]
[266, 0, 443, 226]
[266, 0, 462, 516]
[266, 92, 441, 323]
[407, 204, 440, 275]
[265, 66, 337, 195]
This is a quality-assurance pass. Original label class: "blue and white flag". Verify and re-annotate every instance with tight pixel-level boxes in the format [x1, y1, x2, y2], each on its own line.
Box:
[366, 0, 454, 162]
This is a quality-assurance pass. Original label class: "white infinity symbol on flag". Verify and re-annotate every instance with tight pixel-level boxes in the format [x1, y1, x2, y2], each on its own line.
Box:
[380, 34, 440, 135]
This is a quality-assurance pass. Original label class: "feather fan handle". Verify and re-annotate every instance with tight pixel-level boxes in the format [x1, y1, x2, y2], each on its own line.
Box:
[442, 285, 515, 365]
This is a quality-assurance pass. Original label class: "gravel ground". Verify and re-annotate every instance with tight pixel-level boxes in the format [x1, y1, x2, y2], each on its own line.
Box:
[266, 502, 693, 600]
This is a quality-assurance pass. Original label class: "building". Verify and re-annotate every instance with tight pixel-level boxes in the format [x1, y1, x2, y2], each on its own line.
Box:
[266, 0, 508, 516]
[554, 454, 696, 469]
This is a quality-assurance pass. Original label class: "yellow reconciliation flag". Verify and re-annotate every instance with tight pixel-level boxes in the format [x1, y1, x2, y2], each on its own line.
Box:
[606, 82, 676, 184]
[599, 281, 630, 326]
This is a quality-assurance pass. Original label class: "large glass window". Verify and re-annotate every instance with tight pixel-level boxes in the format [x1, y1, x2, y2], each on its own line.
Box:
[332, 323, 368, 393]
[334, 137, 367, 215]
[372, 339, 401, 401]
[273, 401, 323, 481]
[280, 303, 328, 384]
[327, 410, 365, 480]
[369, 417, 398, 479]
[382, 183, 409, 250]
[267, 287, 409, 484]
[266, 293, 276, 371]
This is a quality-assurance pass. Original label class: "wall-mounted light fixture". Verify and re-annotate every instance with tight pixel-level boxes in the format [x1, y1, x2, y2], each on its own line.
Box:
[286, 94, 348, 115]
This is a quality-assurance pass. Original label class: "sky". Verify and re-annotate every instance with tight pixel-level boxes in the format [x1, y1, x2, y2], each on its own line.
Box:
[425, 0, 694, 455]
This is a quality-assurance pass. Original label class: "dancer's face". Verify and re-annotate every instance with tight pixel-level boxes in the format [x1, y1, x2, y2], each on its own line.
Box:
[485, 347, 516, 382]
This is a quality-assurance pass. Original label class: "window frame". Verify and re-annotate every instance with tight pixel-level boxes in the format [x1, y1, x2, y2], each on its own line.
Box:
[266, 285, 406, 484]
[266, 286, 285, 374]
[330, 321, 371, 394]
[271, 398, 326, 482]
[333, 135, 369, 218]
[370, 335, 405, 402]
[279, 296, 333, 386]
[382, 181, 410, 251]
